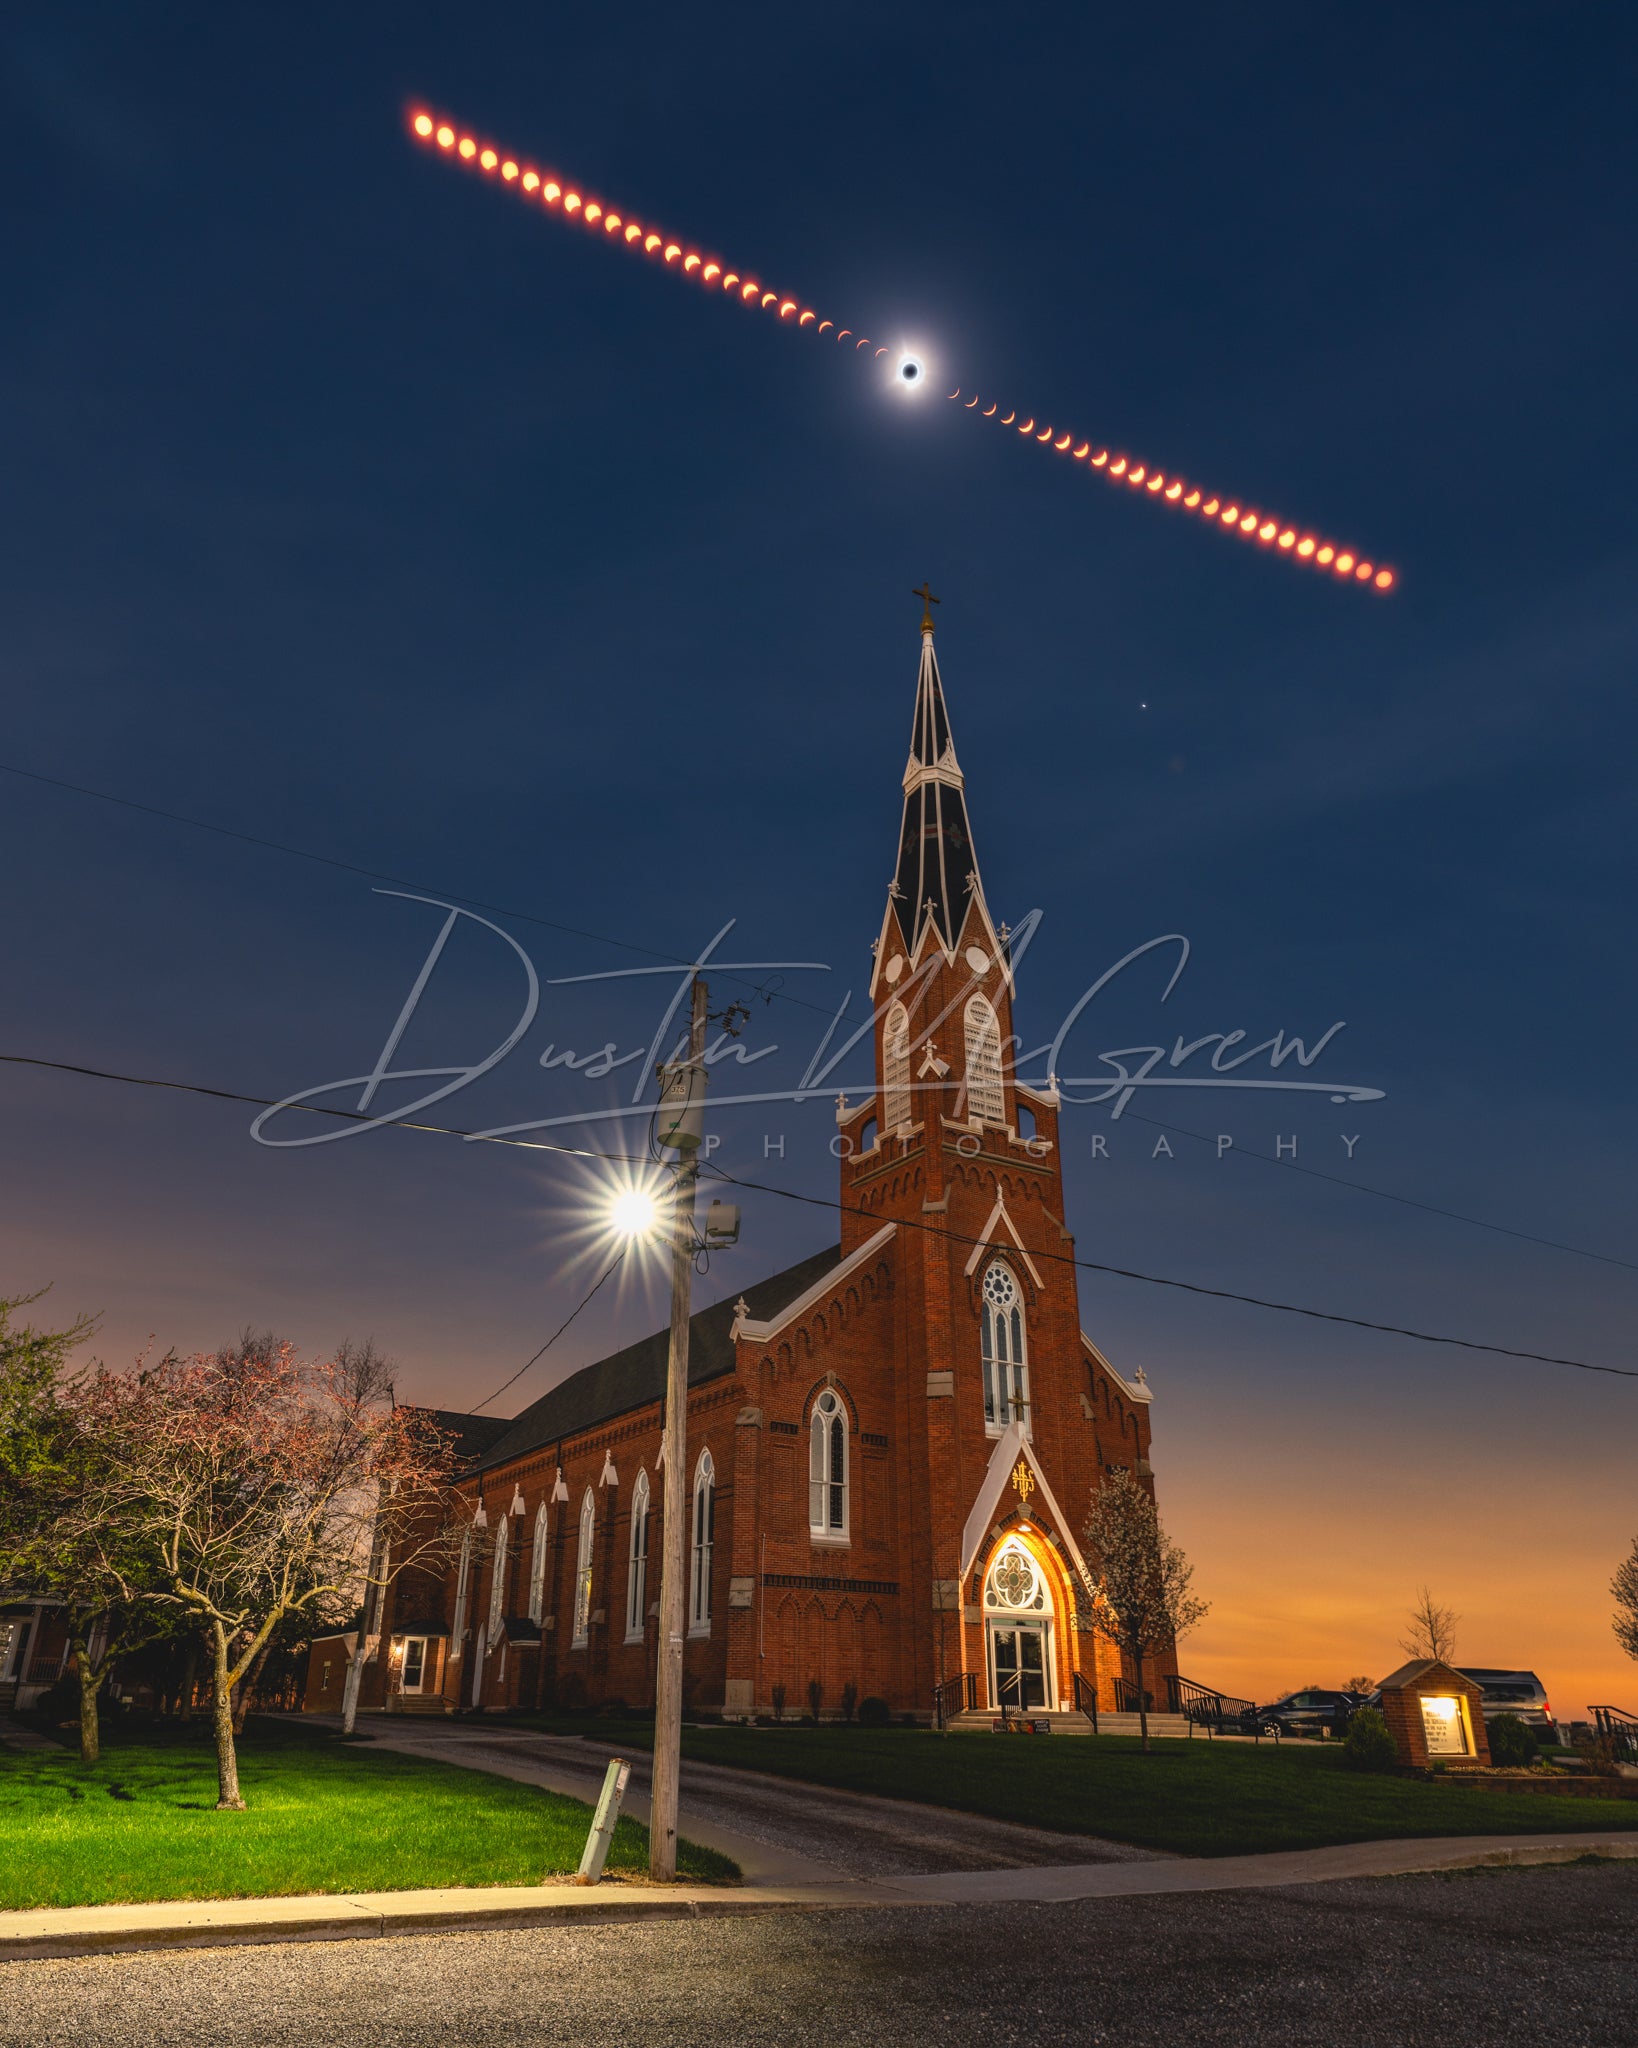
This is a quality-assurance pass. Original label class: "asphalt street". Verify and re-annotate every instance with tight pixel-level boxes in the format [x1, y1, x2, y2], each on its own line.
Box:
[6, 1863, 1634, 2047]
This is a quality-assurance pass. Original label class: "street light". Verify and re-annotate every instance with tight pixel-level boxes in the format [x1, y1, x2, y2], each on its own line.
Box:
[608, 1187, 660, 1239]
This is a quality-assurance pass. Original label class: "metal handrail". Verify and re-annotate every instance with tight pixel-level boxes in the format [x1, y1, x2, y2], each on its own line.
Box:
[1072, 1669, 1099, 1732]
[932, 1670, 977, 1728]
[1590, 1704, 1638, 1758]
[1114, 1677, 1155, 1714]
[1169, 1674, 1258, 1733]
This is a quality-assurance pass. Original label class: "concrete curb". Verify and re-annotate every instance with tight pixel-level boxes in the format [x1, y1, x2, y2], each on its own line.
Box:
[4, 1831, 1634, 1963]
[0, 1880, 924, 1963]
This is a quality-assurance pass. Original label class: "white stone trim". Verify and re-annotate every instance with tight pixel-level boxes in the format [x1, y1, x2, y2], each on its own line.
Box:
[961, 1196, 1046, 1289]
[1082, 1332, 1153, 1404]
[733, 1223, 896, 1343]
[959, 1421, 1096, 1598]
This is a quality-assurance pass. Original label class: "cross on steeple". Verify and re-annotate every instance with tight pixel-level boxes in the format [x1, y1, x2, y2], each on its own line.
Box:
[912, 581, 940, 632]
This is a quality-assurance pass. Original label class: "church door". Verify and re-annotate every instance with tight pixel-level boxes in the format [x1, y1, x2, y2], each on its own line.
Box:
[990, 1623, 1050, 1710]
[982, 1537, 1056, 1711]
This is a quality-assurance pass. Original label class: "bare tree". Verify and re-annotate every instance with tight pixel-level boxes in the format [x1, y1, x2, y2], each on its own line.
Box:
[1083, 1469, 1209, 1752]
[1399, 1587, 1460, 1666]
[61, 1336, 459, 1808]
[1613, 1537, 1638, 1664]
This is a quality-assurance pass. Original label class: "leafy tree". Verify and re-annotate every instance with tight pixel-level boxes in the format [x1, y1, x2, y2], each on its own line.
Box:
[1399, 1587, 1460, 1665]
[1613, 1536, 1638, 1663]
[58, 1332, 458, 1808]
[1082, 1469, 1209, 1752]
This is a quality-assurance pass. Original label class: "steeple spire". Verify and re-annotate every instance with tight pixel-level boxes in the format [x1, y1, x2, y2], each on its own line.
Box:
[889, 597, 983, 954]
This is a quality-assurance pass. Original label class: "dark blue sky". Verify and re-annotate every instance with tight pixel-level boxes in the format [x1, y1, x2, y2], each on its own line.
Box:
[3, 3, 1635, 1697]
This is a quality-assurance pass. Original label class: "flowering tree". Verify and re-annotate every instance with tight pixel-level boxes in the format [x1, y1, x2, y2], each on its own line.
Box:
[63, 1333, 459, 1808]
[1082, 1468, 1209, 1752]
[0, 1292, 160, 1764]
[1614, 1537, 1638, 1664]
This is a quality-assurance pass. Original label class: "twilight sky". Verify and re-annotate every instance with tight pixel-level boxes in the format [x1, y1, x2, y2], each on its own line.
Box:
[3, 2, 1635, 1714]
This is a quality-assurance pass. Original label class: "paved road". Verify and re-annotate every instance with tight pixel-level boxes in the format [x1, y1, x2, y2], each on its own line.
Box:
[7, 1863, 1635, 2046]
[349, 1719, 1158, 1880]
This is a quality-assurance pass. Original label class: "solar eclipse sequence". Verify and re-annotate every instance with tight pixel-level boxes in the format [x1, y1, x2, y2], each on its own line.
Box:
[411, 108, 1394, 593]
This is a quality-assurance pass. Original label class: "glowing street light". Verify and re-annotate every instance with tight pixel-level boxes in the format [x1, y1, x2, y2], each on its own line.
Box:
[607, 1187, 660, 1239]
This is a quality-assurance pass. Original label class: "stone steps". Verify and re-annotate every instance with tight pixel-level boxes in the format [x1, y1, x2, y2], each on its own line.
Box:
[946, 1707, 1192, 1739]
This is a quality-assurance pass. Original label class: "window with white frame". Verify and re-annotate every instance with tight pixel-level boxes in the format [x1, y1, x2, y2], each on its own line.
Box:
[451, 1529, 472, 1652]
[528, 1500, 549, 1624]
[963, 992, 1004, 1125]
[487, 1511, 509, 1639]
[808, 1389, 849, 1539]
[882, 1001, 911, 1130]
[626, 1468, 651, 1641]
[572, 1489, 595, 1646]
[689, 1449, 715, 1633]
[981, 1261, 1030, 1433]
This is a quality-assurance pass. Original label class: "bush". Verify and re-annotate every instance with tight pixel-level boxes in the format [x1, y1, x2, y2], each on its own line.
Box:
[1488, 1713, 1537, 1768]
[1342, 1706, 1398, 1773]
[857, 1695, 891, 1728]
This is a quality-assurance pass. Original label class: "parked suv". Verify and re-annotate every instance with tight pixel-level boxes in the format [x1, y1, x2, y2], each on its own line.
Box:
[1459, 1669, 1556, 1736]
[1247, 1689, 1364, 1739]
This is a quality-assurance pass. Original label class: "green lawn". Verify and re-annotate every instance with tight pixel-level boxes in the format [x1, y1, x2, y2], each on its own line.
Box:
[0, 1719, 737, 1910]
[664, 1725, 1638, 1858]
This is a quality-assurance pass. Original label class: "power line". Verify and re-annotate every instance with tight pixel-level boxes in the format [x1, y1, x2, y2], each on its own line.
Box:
[1121, 1110, 1638, 1277]
[4, 1044, 1626, 1381]
[698, 1161, 1638, 1381]
[4, 755, 1629, 1280]
[0, 757, 841, 1022]
[469, 1249, 628, 1415]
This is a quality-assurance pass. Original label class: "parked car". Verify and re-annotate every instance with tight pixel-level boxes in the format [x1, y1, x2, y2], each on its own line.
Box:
[1458, 1668, 1557, 1736]
[1245, 1689, 1364, 1739]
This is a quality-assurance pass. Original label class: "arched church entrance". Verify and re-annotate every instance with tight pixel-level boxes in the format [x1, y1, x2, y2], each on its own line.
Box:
[983, 1535, 1056, 1711]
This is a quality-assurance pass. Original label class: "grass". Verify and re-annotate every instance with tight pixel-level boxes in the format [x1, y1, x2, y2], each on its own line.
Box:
[0, 1718, 737, 1911]
[652, 1725, 1638, 1859]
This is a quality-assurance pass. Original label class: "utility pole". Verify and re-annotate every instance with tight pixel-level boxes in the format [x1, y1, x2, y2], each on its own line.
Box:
[648, 976, 709, 1881]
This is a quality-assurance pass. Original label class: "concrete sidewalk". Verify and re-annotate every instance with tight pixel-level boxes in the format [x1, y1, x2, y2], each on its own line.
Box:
[4, 1831, 1635, 1964]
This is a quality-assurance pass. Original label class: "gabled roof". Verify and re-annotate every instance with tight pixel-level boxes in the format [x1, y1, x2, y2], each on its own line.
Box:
[473, 1242, 844, 1474]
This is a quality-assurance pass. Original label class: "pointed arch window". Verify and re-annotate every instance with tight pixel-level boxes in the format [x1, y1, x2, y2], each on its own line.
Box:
[572, 1489, 595, 1647]
[689, 1449, 716, 1635]
[809, 1389, 849, 1540]
[964, 993, 1004, 1126]
[527, 1500, 549, 1624]
[882, 1001, 911, 1130]
[981, 1261, 1030, 1435]
[486, 1510, 509, 1639]
[626, 1469, 651, 1642]
[452, 1529, 472, 1654]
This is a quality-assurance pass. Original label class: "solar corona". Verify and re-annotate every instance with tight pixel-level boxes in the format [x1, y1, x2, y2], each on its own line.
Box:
[409, 108, 1395, 592]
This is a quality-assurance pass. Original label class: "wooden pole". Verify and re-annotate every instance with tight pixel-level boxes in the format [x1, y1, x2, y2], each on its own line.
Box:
[647, 976, 708, 1881]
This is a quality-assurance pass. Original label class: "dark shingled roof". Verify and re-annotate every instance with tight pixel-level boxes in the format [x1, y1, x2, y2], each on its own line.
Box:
[475, 1241, 843, 1474]
[423, 1408, 512, 1465]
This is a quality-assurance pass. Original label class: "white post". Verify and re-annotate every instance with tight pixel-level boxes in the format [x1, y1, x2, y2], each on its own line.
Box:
[576, 1756, 633, 1884]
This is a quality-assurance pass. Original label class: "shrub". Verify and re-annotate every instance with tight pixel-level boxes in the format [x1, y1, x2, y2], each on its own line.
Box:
[807, 1678, 825, 1721]
[857, 1695, 891, 1728]
[841, 1681, 859, 1724]
[1488, 1713, 1537, 1768]
[1342, 1706, 1398, 1773]
[770, 1683, 786, 1724]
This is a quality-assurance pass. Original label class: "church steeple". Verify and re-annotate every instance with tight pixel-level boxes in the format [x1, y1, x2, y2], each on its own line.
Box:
[890, 593, 985, 956]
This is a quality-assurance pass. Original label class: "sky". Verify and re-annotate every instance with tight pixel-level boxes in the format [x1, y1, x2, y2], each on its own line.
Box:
[2, 2, 1636, 1715]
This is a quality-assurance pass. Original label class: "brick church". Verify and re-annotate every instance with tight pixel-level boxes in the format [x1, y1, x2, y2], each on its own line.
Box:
[348, 606, 1171, 1724]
